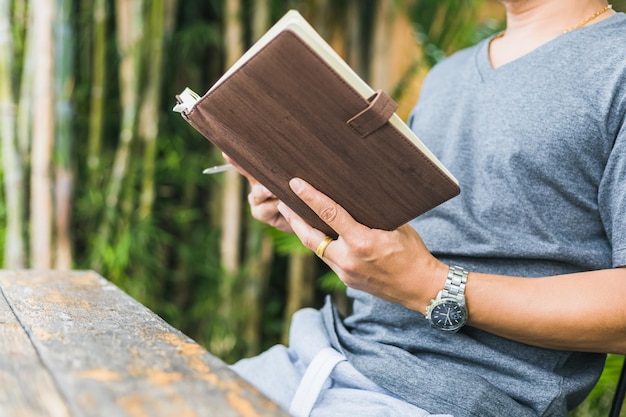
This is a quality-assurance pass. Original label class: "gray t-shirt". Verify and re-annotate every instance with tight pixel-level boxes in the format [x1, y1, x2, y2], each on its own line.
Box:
[321, 13, 626, 417]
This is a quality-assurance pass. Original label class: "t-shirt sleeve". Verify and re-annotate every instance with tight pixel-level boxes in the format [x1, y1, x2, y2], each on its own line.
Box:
[600, 112, 626, 268]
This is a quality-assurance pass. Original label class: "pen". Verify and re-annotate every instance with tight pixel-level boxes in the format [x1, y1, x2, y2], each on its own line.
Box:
[202, 164, 235, 175]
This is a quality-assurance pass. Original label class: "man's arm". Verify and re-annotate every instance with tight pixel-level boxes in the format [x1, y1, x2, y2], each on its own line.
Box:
[466, 266, 626, 354]
[278, 177, 626, 355]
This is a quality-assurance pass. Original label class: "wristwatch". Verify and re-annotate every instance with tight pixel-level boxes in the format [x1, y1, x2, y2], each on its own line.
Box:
[425, 265, 469, 333]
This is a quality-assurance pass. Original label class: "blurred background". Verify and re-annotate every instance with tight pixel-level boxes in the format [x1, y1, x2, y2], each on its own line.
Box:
[0, 1, 624, 415]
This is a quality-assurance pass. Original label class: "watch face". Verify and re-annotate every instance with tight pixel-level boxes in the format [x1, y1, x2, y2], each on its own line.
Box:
[429, 299, 467, 332]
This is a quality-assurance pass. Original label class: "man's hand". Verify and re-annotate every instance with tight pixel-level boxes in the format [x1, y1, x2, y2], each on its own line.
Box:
[277, 177, 448, 313]
[247, 183, 293, 233]
[224, 154, 293, 233]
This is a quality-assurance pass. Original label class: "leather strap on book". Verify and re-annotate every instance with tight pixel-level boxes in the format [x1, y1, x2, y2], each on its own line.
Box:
[347, 90, 398, 138]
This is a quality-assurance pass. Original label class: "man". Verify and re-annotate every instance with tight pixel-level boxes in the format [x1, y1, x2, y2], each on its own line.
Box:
[231, 1, 626, 416]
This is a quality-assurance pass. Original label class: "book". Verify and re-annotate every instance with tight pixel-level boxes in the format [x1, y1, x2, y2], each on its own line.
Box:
[174, 9, 460, 238]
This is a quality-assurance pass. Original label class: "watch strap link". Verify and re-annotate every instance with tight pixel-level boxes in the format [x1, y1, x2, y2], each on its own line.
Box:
[442, 265, 469, 302]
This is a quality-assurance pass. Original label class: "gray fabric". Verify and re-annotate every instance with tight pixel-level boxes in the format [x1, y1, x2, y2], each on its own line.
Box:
[320, 13, 626, 417]
[408, 14, 626, 275]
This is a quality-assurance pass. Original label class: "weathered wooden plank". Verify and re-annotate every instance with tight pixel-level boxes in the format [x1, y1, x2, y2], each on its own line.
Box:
[0, 270, 289, 417]
[0, 284, 71, 417]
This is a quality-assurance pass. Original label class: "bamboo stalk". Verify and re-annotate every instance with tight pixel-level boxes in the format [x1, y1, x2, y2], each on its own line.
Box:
[220, 0, 244, 277]
[30, 0, 55, 269]
[211, 0, 245, 358]
[252, 0, 269, 42]
[86, 0, 106, 185]
[109, 0, 142, 211]
[0, 0, 26, 268]
[11, 0, 27, 53]
[240, 0, 273, 356]
[346, 0, 364, 76]
[369, 0, 395, 91]
[242, 223, 274, 356]
[138, 0, 171, 220]
[53, 0, 74, 269]
[93, 0, 143, 267]
[282, 252, 315, 346]
[15, 0, 33, 162]
[311, 0, 331, 38]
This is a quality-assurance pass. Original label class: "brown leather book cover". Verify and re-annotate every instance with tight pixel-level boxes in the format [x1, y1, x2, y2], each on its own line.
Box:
[176, 11, 460, 237]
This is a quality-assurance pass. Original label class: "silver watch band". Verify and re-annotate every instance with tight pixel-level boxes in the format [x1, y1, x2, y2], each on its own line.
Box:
[441, 265, 469, 303]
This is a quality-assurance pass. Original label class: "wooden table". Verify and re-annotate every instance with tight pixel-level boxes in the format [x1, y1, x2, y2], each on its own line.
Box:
[0, 270, 289, 417]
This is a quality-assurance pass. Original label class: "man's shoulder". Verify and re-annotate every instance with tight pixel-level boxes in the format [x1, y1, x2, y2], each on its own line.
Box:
[572, 12, 626, 47]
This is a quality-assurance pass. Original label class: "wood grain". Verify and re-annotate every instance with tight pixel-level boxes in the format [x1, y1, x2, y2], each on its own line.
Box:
[0, 285, 71, 417]
[0, 270, 288, 417]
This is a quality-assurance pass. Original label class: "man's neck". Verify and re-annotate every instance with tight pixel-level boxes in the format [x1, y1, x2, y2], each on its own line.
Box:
[502, 0, 612, 37]
[490, 0, 615, 68]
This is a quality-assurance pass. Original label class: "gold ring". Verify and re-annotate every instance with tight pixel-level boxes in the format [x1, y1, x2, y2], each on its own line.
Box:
[315, 236, 333, 258]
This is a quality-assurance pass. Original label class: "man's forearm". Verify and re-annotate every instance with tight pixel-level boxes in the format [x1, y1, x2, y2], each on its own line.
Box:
[465, 267, 626, 354]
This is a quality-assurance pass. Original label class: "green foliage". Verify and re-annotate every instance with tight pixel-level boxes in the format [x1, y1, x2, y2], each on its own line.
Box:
[408, 0, 502, 66]
[172, 22, 222, 63]
[267, 227, 308, 255]
[613, 1, 626, 12]
[570, 355, 626, 417]
[318, 268, 345, 293]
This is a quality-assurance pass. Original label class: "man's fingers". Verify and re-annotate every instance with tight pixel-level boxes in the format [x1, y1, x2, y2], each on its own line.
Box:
[278, 201, 334, 257]
[248, 184, 276, 205]
[288, 178, 369, 239]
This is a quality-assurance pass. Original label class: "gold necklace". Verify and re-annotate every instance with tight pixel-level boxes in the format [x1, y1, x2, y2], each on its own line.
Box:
[563, 4, 613, 33]
[493, 3, 613, 40]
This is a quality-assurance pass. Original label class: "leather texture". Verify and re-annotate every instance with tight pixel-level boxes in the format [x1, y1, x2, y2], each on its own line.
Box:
[184, 30, 459, 237]
[347, 90, 398, 138]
